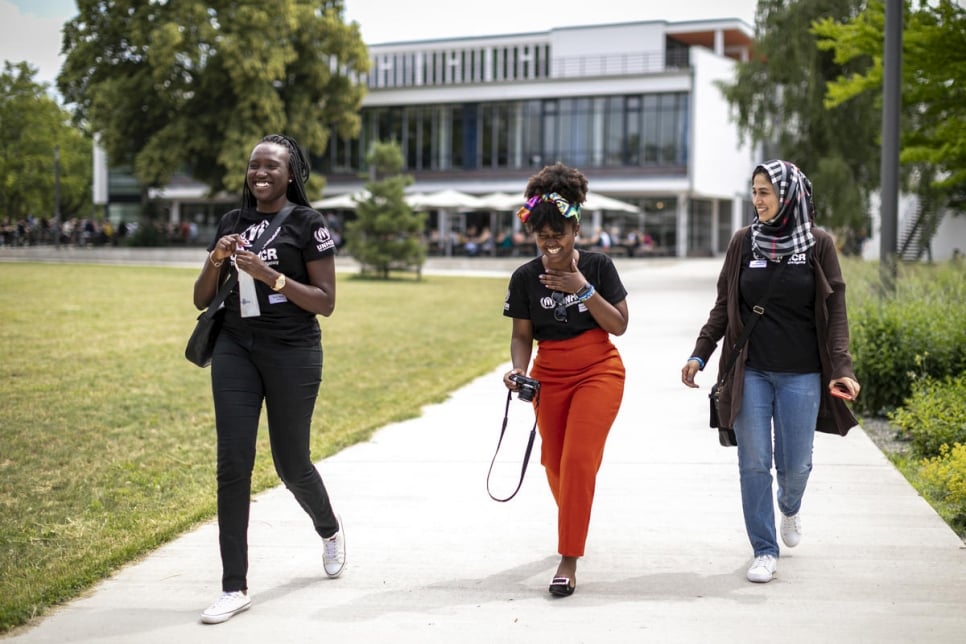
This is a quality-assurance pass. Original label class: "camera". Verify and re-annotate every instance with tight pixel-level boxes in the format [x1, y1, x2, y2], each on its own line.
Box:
[509, 374, 541, 402]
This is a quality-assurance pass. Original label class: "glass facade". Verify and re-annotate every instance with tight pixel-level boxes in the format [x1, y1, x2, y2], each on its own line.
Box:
[321, 92, 689, 174]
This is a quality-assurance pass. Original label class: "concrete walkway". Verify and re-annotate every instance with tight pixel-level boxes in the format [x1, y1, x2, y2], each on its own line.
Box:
[3, 249, 965, 643]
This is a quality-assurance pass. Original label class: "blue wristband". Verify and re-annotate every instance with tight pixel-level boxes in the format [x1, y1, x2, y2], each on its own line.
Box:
[576, 284, 596, 303]
[688, 356, 705, 369]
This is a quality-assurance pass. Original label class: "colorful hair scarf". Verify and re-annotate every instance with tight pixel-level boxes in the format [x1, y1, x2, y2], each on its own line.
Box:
[515, 192, 581, 224]
[751, 159, 816, 262]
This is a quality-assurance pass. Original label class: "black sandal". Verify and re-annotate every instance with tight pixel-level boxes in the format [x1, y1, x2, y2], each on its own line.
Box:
[548, 576, 575, 597]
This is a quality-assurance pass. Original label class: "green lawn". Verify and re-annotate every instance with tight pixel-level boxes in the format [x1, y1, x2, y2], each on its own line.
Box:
[0, 263, 511, 632]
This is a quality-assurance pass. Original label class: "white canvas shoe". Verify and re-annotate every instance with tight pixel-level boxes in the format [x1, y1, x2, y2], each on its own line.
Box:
[323, 515, 346, 578]
[781, 513, 803, 548]
[201, 590, 251, 624]
[746, 555, 778, 583]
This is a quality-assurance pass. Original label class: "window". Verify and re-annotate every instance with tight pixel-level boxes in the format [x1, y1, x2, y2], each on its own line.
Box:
[338, 92, 689, 173]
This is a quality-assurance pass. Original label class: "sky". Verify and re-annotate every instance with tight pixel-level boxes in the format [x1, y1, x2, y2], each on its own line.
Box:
[1, 0, 757, 92]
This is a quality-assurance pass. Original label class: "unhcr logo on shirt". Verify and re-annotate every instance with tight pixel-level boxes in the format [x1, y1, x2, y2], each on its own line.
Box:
[314, 226, 335, 252]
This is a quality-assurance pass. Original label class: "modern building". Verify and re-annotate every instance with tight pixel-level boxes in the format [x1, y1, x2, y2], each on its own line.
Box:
[97, 17, 760, 256]
[319, 18, 759, 257]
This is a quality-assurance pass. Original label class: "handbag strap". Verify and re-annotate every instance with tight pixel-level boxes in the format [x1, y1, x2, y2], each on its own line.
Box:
[716, 259, 788, 386]
[201, 203, 295, 319]
[486, 389, 539, 502]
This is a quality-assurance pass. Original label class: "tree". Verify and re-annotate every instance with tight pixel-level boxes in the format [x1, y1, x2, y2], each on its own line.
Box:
[57, 0, 370, 199]
[0, 61, 92, 223]
[814, 0, 966, 205]
[719, 0, 881, 239]
[345, 142, 427, 279]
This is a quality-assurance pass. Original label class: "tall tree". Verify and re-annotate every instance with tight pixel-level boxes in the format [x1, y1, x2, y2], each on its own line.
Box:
[345, 142, 427, 279]
[0, 61, 92, 223]
[814, 0, 966, 205]
[719, 0, 880, 239]
[57, 0, 370, 198]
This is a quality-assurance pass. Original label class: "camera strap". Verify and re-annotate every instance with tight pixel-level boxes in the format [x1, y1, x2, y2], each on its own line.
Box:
[486, 389, 539, 502]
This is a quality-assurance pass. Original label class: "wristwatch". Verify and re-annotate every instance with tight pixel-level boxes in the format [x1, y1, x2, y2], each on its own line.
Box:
[271, 273, 287, 291]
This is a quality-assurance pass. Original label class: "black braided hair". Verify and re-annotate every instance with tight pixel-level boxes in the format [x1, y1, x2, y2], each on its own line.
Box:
[241, 133, 312, 209]
[522, 162, 589, 234]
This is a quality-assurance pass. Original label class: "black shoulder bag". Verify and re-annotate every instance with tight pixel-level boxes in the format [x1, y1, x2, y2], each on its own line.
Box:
[710, 260, 787, 447]
[185, 204, 295, 367]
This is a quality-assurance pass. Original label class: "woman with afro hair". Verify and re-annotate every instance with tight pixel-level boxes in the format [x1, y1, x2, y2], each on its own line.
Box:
[502, 162, 630, 597]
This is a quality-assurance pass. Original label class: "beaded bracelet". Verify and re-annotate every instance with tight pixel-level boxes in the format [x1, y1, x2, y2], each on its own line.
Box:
[575, 283, 596, 303]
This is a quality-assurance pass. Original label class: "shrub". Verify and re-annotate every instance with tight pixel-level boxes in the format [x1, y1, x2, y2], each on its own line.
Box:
[917, 443, 966, 536]
[889, 373, 966, 458]
[846, 260, 966, 415]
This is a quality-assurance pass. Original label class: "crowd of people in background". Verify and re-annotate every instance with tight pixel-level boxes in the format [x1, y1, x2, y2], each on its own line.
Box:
[0, 215, 203, 248]
[2, 212, 663, 257]
[0, 216, 131, 247]
[429, 224, 663, 258]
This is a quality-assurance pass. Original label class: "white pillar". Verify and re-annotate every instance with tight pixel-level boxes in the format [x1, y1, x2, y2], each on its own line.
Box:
[676, 193, 689, 258]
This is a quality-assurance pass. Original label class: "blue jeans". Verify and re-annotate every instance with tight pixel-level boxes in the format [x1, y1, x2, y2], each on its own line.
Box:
[735, 368, 820, 557]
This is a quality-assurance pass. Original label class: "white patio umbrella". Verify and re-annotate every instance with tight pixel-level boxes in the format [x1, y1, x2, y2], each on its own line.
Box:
[311, 190, 371, 210]
[405, 189, 486, 210]
[582, 192, 640, 213]
[405, 189, 487, 256]
[475, 192, 524, 211]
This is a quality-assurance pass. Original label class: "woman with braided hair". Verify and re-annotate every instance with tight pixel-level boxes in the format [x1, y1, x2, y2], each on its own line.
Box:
[681, 159, 860, 583]
[502, 162, 629, 597]
[193, 134, 345, 624]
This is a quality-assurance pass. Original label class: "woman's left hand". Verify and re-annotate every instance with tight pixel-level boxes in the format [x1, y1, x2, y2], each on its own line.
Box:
[540, 258, 587, 294]
[829, 376, 861, 400]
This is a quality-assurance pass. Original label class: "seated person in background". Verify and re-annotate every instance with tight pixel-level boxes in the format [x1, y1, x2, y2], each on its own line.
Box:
[597, 227, 613, 250]
[464, 225, 482, 256]
[476, 225, 494, 256]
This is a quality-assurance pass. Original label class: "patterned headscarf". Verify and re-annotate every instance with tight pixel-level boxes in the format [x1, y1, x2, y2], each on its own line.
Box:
[751, 160, 816, 261]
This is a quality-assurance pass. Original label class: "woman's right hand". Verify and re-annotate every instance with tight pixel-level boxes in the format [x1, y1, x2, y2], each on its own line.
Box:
[210, 234, 248, 264]
[681, 359, 701, 388]
[503, 368, 524, 391]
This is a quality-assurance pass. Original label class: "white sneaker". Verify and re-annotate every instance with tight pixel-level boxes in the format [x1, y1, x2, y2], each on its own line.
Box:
[201, 590, 251, 624]
[781, 513, 803, 548]
[746, 555, 778, 583]
[323, 515, 346, 578]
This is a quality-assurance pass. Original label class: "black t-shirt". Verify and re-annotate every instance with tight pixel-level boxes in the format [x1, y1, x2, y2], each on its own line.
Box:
[503, 251, 628, 341]
[207, 205, 336, 346]
[739, 231, 821, 372]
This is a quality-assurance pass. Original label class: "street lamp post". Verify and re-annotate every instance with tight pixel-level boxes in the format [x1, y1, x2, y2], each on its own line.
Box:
[879, 0, 902, 294]
[54, 144, 62, 248]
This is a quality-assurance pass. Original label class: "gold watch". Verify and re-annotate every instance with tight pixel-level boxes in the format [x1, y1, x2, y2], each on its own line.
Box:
[271, 273, 287, 291]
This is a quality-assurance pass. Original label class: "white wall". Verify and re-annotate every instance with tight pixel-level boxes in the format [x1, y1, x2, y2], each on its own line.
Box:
[549, 22, 667, 57]
[863, 192, 966, 261]
[689, 46, 755, 203]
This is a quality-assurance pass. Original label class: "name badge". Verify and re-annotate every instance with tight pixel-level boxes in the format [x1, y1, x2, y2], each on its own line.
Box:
[749, 259, 768, 269]
[238, 270, 262, 318]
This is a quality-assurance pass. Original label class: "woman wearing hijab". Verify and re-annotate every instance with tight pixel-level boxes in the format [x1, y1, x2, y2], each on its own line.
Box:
[680, 160, 860, 583]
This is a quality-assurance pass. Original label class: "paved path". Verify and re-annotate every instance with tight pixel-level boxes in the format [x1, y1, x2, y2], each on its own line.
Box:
[3, 250, 965, 643]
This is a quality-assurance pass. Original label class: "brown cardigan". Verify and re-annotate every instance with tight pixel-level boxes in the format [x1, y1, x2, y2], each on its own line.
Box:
[689, 226, 859, 436]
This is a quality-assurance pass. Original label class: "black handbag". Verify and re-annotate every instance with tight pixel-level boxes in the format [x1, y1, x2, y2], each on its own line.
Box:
[185, 204, 294, 367]
[709, 260, 786, 447]
[185, 306, 226, 368]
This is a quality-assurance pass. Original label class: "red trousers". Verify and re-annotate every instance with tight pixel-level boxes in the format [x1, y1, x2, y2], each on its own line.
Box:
[529, 328, 625, 557]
